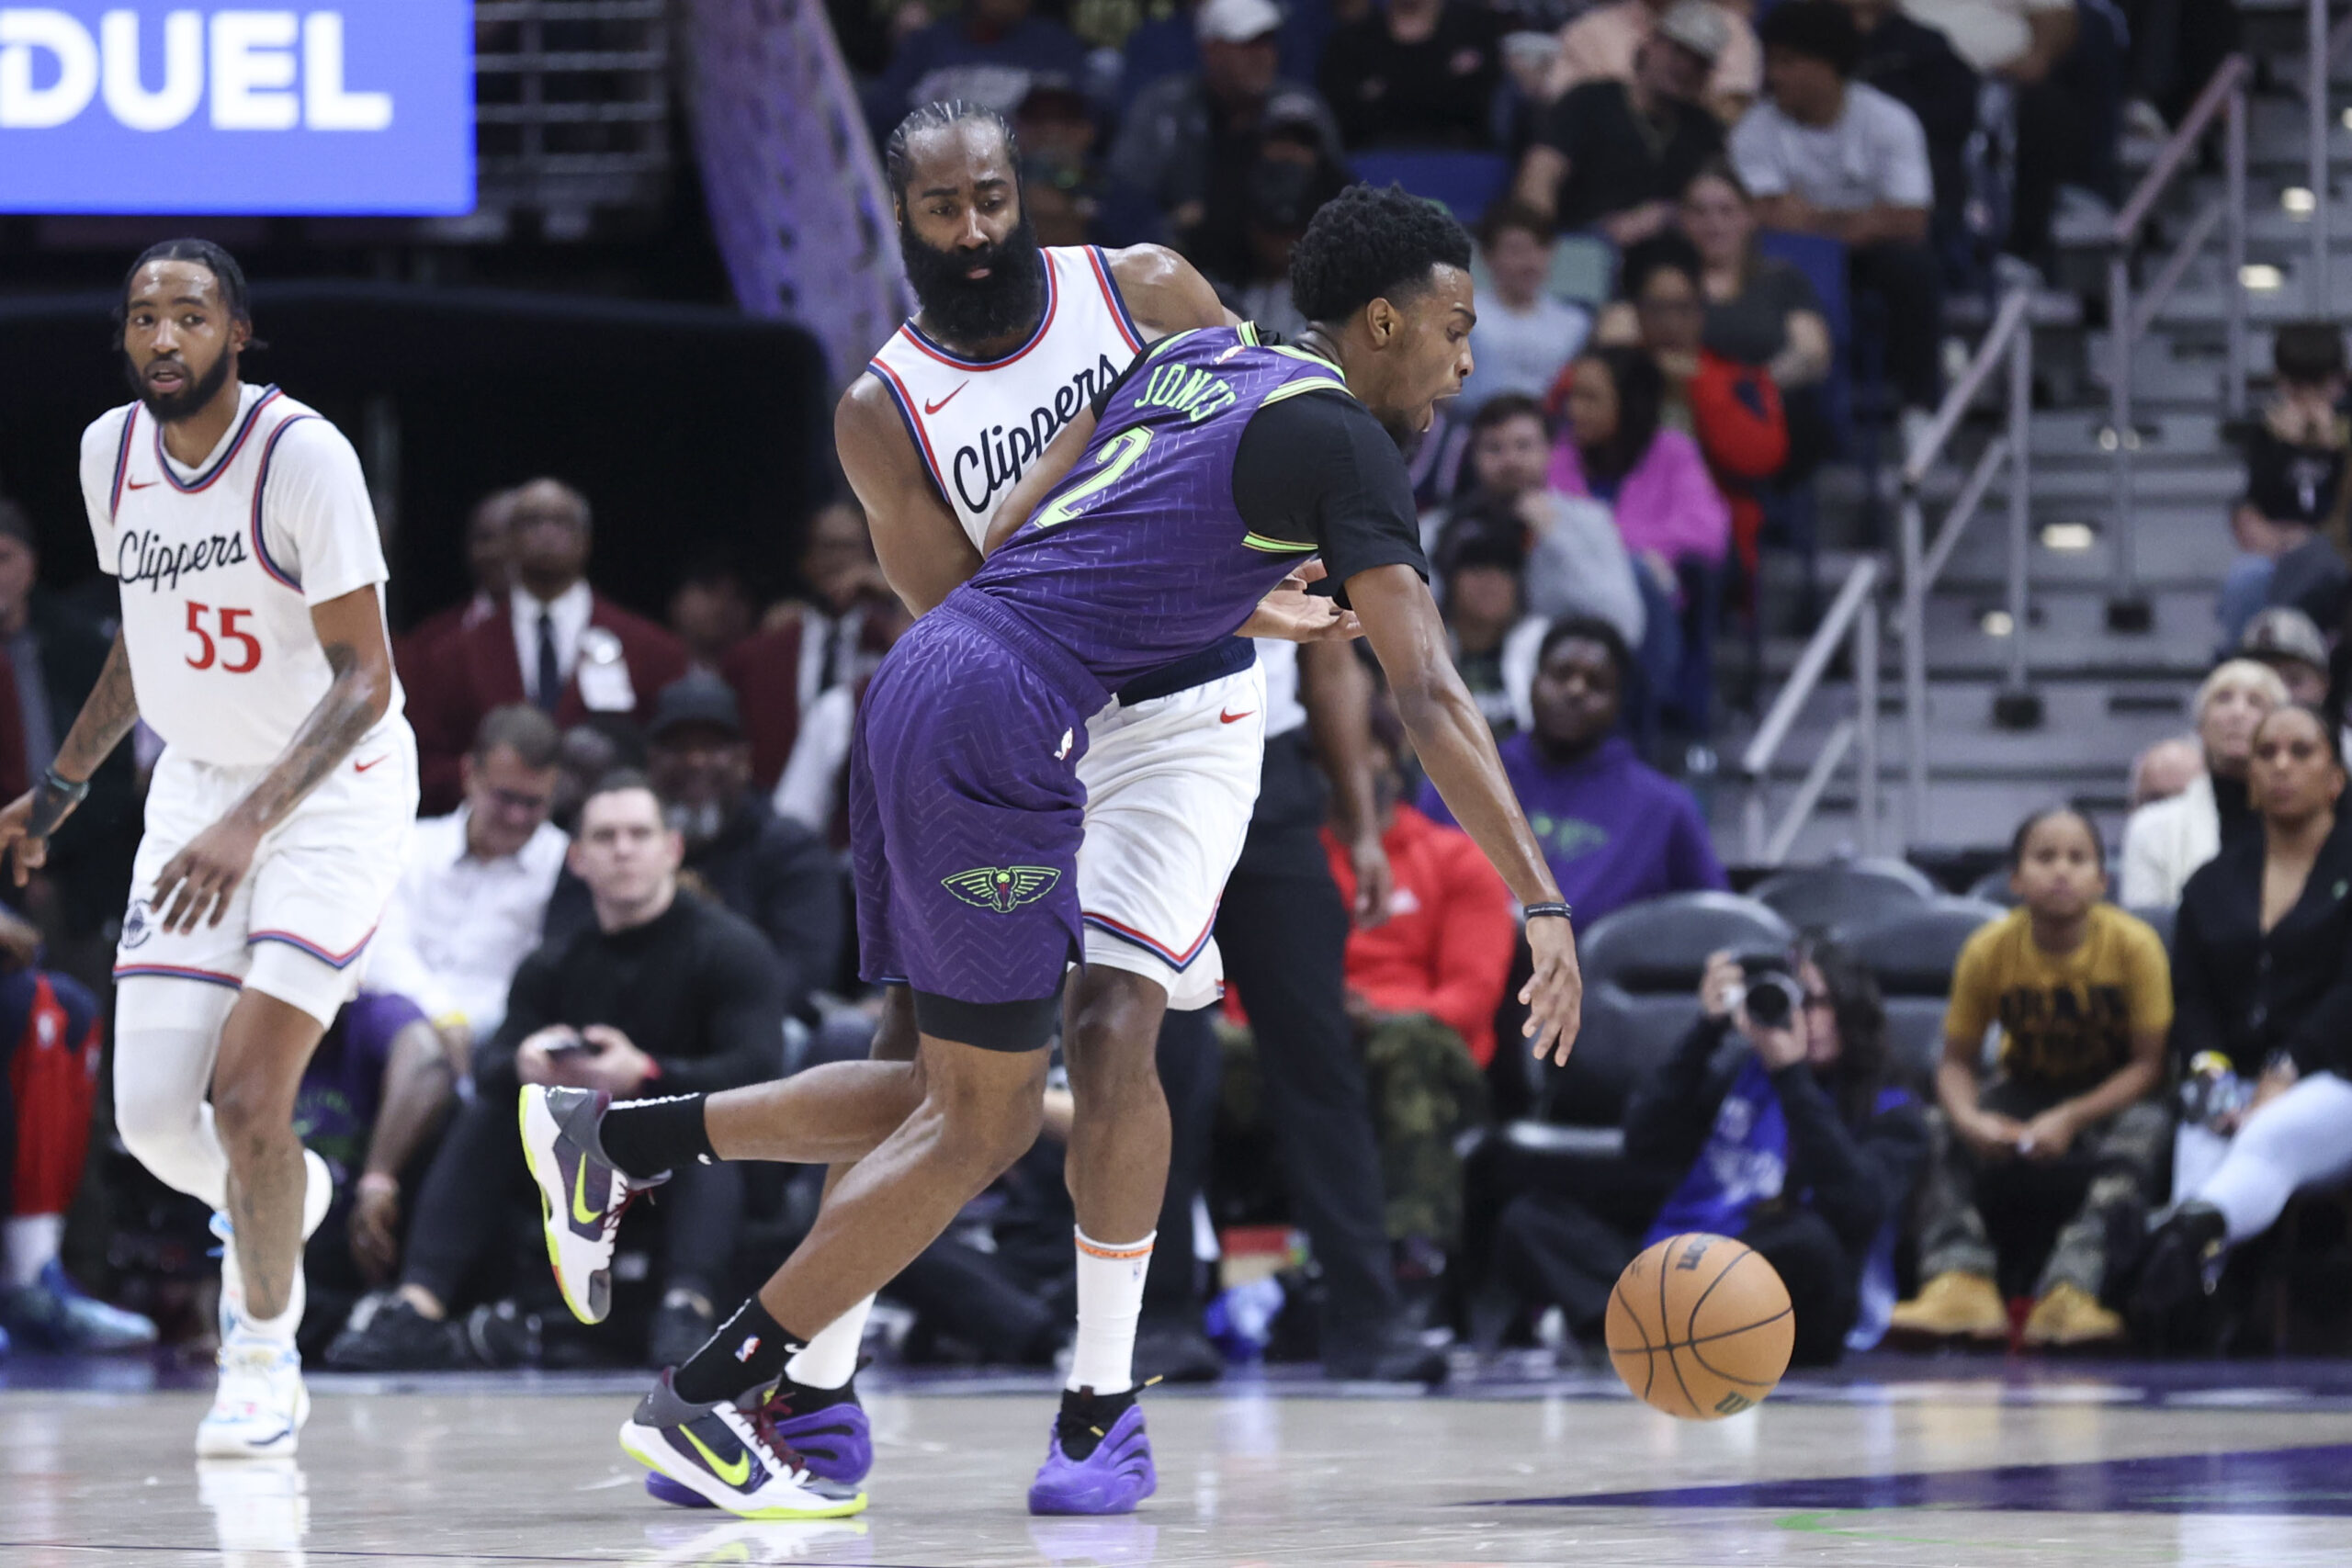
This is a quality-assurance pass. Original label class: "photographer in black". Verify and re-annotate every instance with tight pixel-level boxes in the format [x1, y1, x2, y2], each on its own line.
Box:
[1494, 939, 1927, 1364]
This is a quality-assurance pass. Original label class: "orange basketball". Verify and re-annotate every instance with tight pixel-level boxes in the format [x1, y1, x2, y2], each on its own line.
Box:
[1606, 1232, 1794, 1420]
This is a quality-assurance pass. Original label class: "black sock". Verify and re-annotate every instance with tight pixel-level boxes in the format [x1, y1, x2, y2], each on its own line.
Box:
[598, 1092, 716, 1180]
[1054, 1385, 1138, 1461]
[673, 1297, 801, 1405]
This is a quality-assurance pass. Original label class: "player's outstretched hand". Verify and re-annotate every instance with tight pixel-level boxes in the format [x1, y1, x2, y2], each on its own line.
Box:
[1521, 915, 1583, 1066]
[1239, 559, 1363, 643]
[153, 815, 265, 934]
[0, 791, 44, 886]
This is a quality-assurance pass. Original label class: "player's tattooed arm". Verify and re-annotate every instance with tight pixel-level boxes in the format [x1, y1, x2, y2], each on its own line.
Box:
[837, 376, 980, 615]
[1108, 244, 1238, 336]
[151, 586, 393, 933]
[0, 630, 139, 883]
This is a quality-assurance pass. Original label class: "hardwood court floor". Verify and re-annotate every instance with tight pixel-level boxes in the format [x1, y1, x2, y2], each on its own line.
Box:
[6, 1356, 2352, 1565]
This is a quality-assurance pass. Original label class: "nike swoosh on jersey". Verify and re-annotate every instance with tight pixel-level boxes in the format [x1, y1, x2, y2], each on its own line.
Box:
[680, 1424, 753, 1487]
[354, 755, 389, 773]
[1219, 710, 1255, 724]
[923, 383, 969, 415]
[126, 479, 159, 491]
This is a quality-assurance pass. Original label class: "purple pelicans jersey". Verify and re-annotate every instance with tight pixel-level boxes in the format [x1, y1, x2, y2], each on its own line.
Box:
[850, 325, 1430, 1041]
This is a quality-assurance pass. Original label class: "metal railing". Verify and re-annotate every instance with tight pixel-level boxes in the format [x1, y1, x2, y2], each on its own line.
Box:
[470, 0, 673, 234]
[2105, 54, 2251, 620]
[1740, 558, 1881, 865]
[1894, 287, 2037, 840]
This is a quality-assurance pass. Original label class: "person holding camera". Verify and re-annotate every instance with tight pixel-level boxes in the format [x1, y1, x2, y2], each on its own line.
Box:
[1493, 937, 1923, 1364]
[1891, 807, 2172, 1349]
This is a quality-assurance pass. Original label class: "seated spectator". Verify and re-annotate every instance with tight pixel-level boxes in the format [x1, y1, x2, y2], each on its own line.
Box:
[2239, 609, 2331, 710]
[293, 992, 456, 1353]
[0, 910, 157, 1353]
[722, 500, 905, 796]
[1419, 617, 1727, 927]
[1676, 162, 1834, 394]
[1544, 0, 1762, 122]
[1614, 231, 1790, 583]
[399, 488, 512, 673]
[874, 0, 1089, 130]
[1904, 0, 2116, 268]
[2129, 735, 2203, 811]
[1107, 0, 1343, 253]
[1549, 345, 1731, 604]
[1319, 0, 1502, 150]
[328, 774, 787, 1371]
[405, 478, 689, 815]
[1463, 204, 1594, 414]
[667, 553, 755, 673]
[1117, 0, 1329, 114]
[2133, 706, 2352, 1342]
[1734, 1, 1941, 455]
[1890, 808, 2170, 1349]
[1195, 119, 1348, 337]
[1842, 0, 1978, 269]
[2120, 660, 2287, 908]
[1431, 520, 1542, 735]
[368, 705, 570, 1068]
[1511, 7, 1725, 243]
[1445, 396, 1646, 642]
[1495, 937, 1924, 1363]
[2221, 324, 2350, 649]
[644, 672, 842, 1013]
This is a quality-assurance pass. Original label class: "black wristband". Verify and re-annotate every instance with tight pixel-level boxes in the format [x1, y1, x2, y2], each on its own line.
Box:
[27, 769, 87, 839]
[1523, 901, 1572, 922]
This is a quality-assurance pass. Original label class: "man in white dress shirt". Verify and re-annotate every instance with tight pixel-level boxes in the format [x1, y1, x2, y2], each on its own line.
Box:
[368, 705, 569, 1065]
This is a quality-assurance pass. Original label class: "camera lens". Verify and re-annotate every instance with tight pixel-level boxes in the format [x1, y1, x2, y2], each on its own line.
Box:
[1745, 973, 1801, 1029]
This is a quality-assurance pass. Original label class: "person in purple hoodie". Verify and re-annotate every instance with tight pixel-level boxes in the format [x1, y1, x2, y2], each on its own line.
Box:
[1418, 614, 1725, 926]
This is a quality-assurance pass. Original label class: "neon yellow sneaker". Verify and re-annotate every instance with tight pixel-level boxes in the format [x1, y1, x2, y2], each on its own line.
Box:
[620, 1371, 868, 1519]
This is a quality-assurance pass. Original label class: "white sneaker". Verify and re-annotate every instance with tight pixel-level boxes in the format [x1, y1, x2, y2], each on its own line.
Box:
[198, 1337, 311, 1458]
[520, 1085, 657, 1324]
[216, 1148, 334, 1338]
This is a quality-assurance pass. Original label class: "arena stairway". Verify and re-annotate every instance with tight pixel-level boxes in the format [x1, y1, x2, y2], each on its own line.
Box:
[1715, 10, 2346, 869]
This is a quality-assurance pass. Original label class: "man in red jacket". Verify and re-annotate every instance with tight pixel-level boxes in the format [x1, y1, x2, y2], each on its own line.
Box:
[403, 479, 688, 813]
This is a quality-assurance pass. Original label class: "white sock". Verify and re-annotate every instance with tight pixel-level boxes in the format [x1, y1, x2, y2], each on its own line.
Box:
[785, 1294, 874, 1390]
[5, 1213, 64, 1290]
[235, 1261, 305, 1348]
[1067, 1228, 1154, 1395]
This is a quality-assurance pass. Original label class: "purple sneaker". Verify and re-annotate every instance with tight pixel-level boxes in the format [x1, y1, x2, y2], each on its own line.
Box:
[1027, 1395, 1156, 1516]
[643, 1378, 872, 1507]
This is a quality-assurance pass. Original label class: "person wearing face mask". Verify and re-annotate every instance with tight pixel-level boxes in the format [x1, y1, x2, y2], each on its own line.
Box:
[1494, 936, 1922, 1364]
[643, 673, 842, 1021]
[2134, 705, 2352, 1345]
[1892, 808, 2172, 1350]
[2120, 660, 2290, 908]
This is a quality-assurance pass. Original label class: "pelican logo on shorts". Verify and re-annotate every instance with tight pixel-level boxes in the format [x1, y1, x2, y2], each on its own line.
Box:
[942, 865, 1061, 914]
[120, 898, 153, 950]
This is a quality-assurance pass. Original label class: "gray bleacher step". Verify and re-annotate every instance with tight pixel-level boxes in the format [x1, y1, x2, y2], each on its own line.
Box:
[1928, 512, 2236, 589]
[1712, 778, 2132, 863]
[2029, 410, 2233, 458]
[1728, 680, 2192, 781]
[1759, 587, 2221, 682]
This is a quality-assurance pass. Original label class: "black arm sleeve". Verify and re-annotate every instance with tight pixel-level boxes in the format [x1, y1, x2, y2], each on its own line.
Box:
[656, 916, 788, 1096]
[1230, 389, 1430, 602]
[1773, 1066, 1928, 1253]
[1622, 1016, 1735, 1168]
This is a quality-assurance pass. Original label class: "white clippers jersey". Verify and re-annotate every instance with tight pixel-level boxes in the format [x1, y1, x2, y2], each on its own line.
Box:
[866, 245, 1146, 548]
[79, 384, 408, 770]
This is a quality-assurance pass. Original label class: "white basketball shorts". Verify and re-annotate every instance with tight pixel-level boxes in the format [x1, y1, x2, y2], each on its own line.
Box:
[1075, 662, 1265, 1010]
[113, 721, 419, 1027]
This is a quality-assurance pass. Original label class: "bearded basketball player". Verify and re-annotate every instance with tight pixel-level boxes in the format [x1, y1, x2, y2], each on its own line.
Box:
[0, 240, 415, 1455]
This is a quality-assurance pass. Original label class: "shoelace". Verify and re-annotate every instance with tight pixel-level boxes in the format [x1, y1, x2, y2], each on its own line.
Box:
[742, 1397, 818, 1481]
[603, 1182, 648, 1241]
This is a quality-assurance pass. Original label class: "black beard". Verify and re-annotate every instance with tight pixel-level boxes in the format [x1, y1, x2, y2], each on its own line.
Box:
[124, 350, 232, 423]
[900, 212, 1047, 350]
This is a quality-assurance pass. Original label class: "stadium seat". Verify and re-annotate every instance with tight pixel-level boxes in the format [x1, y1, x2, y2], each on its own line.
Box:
[1750, 858, 1936, 939]
[1966, 867, 2019, 907]
[1347, 151, 1510, 226]
[1842, 897, 2007, 996]
[1883, 996, 1951, 1083]
[1549, 232, 1616, 307]
[1574, 890, 1794, 995]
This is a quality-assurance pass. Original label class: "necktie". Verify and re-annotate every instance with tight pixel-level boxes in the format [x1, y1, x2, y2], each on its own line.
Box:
[536, 610, 561, 713]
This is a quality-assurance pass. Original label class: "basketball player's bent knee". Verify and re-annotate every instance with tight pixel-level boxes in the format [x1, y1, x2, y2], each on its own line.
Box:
[1063, 966, 1168, 1110]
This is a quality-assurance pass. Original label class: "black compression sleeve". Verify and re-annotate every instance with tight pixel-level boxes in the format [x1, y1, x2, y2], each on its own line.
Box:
[1229, 389, 1430, 602]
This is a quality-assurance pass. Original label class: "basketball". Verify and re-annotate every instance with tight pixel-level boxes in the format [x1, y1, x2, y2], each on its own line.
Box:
[1607, 1233, 1795, 1420]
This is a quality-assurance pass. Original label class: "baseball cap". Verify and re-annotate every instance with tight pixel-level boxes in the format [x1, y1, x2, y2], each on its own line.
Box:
[1657, 0, 1728, 63]
[1198, 0, 1282, 45]
[648, 671, 743, 741]
[2240, 606, 2330, 671]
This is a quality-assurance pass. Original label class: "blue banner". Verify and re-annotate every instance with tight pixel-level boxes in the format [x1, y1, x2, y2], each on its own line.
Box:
[0, 2, 472, 214]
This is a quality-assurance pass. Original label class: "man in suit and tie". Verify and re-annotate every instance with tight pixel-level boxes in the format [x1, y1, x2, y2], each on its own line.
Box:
[404, 478, 688, 813]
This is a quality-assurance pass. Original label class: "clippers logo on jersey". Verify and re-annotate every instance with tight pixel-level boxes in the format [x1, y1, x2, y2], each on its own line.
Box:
[117, 526, 251, 592]
[867, 246, 1146, 550]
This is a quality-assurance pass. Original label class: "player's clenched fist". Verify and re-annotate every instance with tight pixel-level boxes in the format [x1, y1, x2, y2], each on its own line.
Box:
[0, 793, 49, 886]
[153, 814, 266, 933]
[1521, 915, 1583, 1066]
